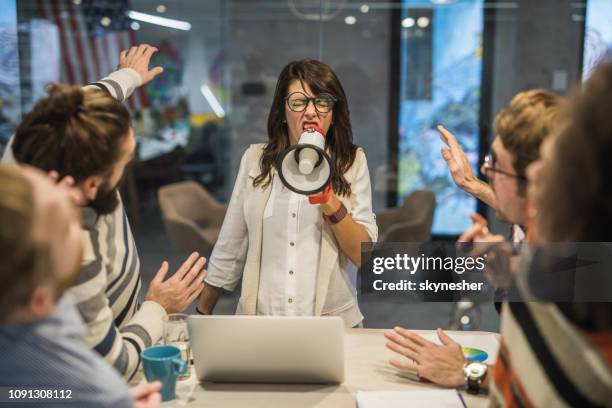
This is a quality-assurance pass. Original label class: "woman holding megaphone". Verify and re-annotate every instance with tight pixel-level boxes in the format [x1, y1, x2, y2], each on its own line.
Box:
[196, 59, 377, 327]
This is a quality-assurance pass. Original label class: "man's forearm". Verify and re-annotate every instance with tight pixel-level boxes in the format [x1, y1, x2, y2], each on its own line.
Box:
[197, 282, 223, 314]
[84, 68, 141, 102]
[466, 179, 497, 210]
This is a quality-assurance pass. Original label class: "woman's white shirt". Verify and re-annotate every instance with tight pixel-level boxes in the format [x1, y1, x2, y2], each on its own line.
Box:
[204, 144, 378, 324]
[257, 174, 322, 316]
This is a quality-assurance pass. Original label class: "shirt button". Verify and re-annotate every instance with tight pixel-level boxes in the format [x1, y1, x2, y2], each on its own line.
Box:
[292, 213, 296, 218]
[289, 270, 294, 275]
[288, 298, 293, 304]
[290, 242, 295, 247]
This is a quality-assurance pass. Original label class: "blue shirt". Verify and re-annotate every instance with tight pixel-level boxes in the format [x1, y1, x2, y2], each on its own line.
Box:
[0, 295, 133, 408]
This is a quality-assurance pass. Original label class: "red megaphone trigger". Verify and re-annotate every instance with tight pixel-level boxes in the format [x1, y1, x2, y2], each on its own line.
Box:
[308, 183, 332, 205]
[304, 125, 326, 138]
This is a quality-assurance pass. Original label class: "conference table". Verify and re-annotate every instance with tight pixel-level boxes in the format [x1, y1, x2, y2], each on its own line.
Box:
[154, 328, 499, 407]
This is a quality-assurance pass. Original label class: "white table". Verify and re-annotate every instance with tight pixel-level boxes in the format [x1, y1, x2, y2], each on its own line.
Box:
[157, 329, 498, 407]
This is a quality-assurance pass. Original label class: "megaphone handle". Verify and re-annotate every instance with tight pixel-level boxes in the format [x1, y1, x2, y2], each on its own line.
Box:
[308, 184, 332, 205]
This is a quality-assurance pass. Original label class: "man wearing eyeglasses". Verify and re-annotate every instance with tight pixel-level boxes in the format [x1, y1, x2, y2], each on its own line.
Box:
[438, 89, 564, 244]
[384, 89, 566, 392]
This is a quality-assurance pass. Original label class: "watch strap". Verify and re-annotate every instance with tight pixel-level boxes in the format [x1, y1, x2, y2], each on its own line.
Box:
[466, 377, 481, 394]
[464, 362, 488, 395]
[323, 202, 348, 225]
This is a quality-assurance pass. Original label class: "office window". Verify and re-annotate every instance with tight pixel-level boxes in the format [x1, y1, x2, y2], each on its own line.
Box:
[582, 0, 612, 80]
[397, 0, 483, 235]
[0, 0, 20, 155]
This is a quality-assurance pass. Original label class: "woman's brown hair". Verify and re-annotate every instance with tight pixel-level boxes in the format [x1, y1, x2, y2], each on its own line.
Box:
[253, 59, 358, 196]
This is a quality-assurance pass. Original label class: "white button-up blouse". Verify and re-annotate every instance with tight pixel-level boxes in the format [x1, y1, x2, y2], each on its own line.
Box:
[205, 144, 378, 325]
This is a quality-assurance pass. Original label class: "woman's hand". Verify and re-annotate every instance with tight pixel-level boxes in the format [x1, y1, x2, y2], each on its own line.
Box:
[384, 327, 466, 387]
[319, 194, 342, 216]
[308, 186, 369, 267]
[307, 184, 341, 215]
[308, 184, 334, 207]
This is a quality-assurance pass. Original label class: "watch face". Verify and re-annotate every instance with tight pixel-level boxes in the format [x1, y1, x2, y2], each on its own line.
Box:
[465, 362, 487, 379]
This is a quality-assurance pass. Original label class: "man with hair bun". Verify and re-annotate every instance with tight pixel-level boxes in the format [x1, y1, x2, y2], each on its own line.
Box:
[3, 44, 207, 381]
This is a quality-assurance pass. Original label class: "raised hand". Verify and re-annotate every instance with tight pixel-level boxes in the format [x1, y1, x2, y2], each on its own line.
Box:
[118, 44, 164, 85]
[438, 125, 497, 209]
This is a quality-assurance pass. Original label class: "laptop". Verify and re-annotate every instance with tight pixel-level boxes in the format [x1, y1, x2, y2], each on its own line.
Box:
[187, 315, 345, 384]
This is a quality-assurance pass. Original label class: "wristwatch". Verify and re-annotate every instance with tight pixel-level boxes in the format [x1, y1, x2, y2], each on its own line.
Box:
[463, 362, 488, 394]
[323, 202, 348, 225]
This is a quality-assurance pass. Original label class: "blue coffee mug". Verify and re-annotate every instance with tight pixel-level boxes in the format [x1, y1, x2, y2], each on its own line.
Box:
[141, 345, 188, 401]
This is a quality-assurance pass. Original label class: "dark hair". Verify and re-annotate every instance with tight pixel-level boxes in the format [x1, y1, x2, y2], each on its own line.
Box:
[536, 63, 612, 242]
[0, 166, 51, 323]
[254, 59, 358, 196]
[494, 89, 565, 195]
[12, 84, 131, 182]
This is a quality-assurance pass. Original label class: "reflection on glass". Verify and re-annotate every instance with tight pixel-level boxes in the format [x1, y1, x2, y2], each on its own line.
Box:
[582, 0, 612, 80]
[0, 0, 20, 155]
[397, 0, 483, 235]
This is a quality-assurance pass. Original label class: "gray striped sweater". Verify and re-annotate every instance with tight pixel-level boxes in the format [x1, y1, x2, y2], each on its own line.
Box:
[3, 68, 167, 382]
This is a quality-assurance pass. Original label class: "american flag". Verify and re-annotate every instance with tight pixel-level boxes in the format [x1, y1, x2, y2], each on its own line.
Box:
[35, 0, 148, 110]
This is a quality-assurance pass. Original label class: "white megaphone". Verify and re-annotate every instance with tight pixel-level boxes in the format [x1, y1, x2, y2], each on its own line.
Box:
[278, 125, 333, 204]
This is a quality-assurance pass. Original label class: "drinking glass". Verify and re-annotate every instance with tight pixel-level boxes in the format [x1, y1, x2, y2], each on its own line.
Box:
[163, 313, 191, 380]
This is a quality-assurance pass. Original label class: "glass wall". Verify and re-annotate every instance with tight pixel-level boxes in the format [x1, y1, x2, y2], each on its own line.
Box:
[583, 0, 612, 80]
[4, 0, 589, 330]
[0, 0, 20, 154]
[397, 0, 483, 235]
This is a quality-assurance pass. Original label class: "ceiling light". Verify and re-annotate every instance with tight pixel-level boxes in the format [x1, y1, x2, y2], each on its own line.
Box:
[127, 10, 191, 31]
[401, 17, 415, 28]
[344, 15, 357, 25]
[417, 16, 430, 28]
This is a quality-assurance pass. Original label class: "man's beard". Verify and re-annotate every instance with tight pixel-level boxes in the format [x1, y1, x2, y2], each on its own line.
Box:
[89, 179, 120, 215]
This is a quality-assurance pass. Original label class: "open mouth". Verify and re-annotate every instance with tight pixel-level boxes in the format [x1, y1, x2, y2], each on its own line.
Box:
[302, 121, 319, 131]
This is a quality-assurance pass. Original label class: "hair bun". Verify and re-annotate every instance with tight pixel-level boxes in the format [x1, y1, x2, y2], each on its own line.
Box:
[43, 83, 85, 120]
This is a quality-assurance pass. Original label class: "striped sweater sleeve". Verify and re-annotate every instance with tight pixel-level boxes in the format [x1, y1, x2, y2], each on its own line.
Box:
[69, 207, 167, 382]
[83, 68, 142, 102]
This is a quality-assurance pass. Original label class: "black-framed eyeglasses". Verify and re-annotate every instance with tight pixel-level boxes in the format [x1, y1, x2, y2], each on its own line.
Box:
[285, 92, 337, 113]
[482, 153, 527, 181]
